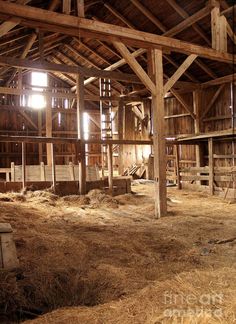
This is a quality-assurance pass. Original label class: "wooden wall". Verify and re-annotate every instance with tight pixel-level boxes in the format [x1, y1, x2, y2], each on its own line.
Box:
[0, 77, 235, 184]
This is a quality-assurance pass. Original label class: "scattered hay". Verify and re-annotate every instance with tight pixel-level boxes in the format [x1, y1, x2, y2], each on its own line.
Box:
[87, 190, 119, 209]
[62, 195, 90, 206]
[27, 267, 236, 324]
[0, 270, 26, 320]
[0, 192, 26, 202]
[26, 191, 58, 201]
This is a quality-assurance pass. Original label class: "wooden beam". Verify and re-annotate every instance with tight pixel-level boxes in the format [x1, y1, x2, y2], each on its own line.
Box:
[77, 0, 84, 18]
[195, 58, 217, 79]
[21, 142, 26, 190]
[163, 54, 197, 93]
[226, 21, 236, 45]
[166, 0, 211, 45]
[118, 100, 124, 175]
[170, 89, 196, 119]
[107, 144, 113, 195]
[51, 143, 56, 192]
[0, 2, 233, 63]
[202, 73, 236, 87]
[211, 5, 220, 50]
[164, 55, 198, 82]
[6, 33, 37, 85]
[149, 49, 167, 217]
[95, 7, 199, 85]
[6, 0, 61, 85]
[201, 84, 225, 119]
[113, 41, 156, 94]
[0, 135, 154, 145]
[63, 0, 71, 15]
[38, 110, 43, 162]
[0, 55, 140, 83]
[0, 0, 31, 37]
[76, 74, 86, 195]
[219, 15, 227, 52]
[165, 5, 212, 38]
[208, 138, 214, 195]
[130, 0, 166, 32]
[46, 97, 52, 165]
[104, 3, 135, 29]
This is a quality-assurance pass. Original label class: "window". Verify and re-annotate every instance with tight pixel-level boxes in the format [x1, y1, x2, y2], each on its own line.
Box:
[29, 72, 48, 109]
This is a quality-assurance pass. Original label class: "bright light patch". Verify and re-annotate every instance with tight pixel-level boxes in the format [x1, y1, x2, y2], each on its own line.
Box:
[29, 72, 48, 109]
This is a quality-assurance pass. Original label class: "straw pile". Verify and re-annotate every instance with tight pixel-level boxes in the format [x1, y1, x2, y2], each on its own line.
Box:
[27, 267, 236, 324]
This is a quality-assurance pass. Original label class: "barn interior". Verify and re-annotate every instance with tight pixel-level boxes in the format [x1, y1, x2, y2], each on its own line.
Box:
[0, 0, 235, 323]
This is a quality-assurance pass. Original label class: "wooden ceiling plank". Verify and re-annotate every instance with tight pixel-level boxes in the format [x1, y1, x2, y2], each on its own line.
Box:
[130, 0, 167, 32]
[104, 3, 135, 29]
[166, 0, 211, 45]
[164, 5, 211, 37]
[73, 38, 111, 65]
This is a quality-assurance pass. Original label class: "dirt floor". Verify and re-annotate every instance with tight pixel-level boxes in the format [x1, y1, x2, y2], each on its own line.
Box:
[0, 182, 236, 323]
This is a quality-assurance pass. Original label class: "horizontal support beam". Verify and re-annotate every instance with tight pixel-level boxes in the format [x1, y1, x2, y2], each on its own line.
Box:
[0, 2, 234, 63]
[0, 87, 140, 102]
[202, 73, 236, 87]
[0, 55, 140, 83]
[0, 135, 153, 145]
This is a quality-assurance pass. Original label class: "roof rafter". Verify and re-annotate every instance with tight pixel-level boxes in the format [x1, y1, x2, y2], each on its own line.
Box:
[0, 2, 233, 63]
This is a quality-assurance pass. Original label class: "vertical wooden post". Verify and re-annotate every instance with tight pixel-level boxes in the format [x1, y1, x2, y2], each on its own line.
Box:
[211, 2, 227, 52]
[38, 31, 44, 60]
[46, 100, 52, 165]
[193, 89, 203, 185]
[40, 162, 45, 181]
[22, 142, 26, 190]
[77, 74, 86, 195]
[211, 5, 220, 50]
[18, 69, 22, 106]
[51, 143, 56, 192]
[77, 0, 84, 17]
[63, 0, 71, 14]
[107, 144, 113, 195]
[175, 144, 181, 190]
[11, 162, 15, 182]
[118, 99, 124, 175]
[149, 49, 167, 218]
[208, 138, 214, 195]
[38, 111, 43, 163]
[219, 15, 227, 53]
